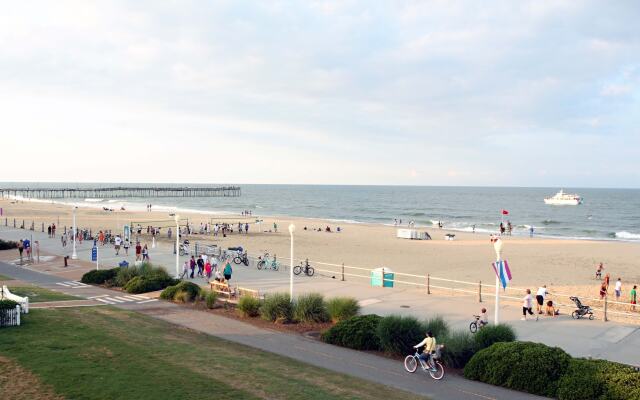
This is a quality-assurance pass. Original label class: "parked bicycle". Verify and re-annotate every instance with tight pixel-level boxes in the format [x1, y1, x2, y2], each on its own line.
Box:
[293, 259, 315, 277]
[257, 252, 279, 271]
[403, 345, 445, 380]
[233, 250, 249, 266]
[178, 240, 190, 256]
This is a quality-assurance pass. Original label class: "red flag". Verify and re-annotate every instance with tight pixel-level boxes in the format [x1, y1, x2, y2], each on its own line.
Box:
[501, 209, 509, 215]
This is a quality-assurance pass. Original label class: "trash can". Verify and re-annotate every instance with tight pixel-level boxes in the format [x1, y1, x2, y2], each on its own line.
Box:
[371, 267, 394, 288]
[119, 260, 129, 268]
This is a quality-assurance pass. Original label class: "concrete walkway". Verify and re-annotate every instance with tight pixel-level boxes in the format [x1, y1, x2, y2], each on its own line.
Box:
[2, 225, 639, 368]
[0, 259, 544, 400]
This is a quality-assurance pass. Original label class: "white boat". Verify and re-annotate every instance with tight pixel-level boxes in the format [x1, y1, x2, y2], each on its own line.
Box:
[544, 189, 582, 205]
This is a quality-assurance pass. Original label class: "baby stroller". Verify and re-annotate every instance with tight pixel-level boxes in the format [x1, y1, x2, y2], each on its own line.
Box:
[570, 296, 594, 320]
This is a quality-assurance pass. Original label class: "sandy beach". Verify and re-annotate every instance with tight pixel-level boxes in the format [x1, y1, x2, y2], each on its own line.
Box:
[2, 198, 639, 298]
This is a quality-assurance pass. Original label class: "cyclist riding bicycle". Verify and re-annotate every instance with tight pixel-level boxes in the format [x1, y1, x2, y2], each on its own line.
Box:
[413, 331, 437, 372]
[479, 308, 488, 328]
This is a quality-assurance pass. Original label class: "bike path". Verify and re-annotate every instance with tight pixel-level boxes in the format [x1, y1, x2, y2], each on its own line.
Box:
[0, 260, 545, 400]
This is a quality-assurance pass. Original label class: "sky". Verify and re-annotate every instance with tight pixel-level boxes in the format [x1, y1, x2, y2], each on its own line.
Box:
[0, 1, 639, 187]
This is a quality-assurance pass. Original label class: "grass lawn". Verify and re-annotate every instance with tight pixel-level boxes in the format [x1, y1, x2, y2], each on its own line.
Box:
[0, 274, 14, 280]
[6, 286, 79, 303]
[0, 308, 426, 400]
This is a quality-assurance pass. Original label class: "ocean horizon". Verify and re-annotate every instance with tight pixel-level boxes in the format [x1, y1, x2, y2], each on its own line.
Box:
[1, 183, 639, 242]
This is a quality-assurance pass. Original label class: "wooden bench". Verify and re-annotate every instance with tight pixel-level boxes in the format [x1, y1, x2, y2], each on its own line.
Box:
[209, 281, 261, 301]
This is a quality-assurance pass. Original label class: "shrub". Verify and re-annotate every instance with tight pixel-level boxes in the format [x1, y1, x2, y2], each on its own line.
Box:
[81, 268, 118, 285]
[440, 330, 476, 369]
[321, 314, 382, 351]
[260, 292, 293, 323]
[423, 316, 450, 339]
[0, 239, 18, 250]
[557, 358, 640, 400]
[174, 290, 191, 303]
[474, 324, 516, 350]
[326, 297, 360, 322]
[238, 296, 260, 317]
[464, 341, 571, 397]
[294, 293, 329, 323]
[114, 263, 176, 288]
[204, 290, 217, 309]
[160, 285, 179, 300]
[174, 281, 201, 301]
[376, 315, 424, 356]
[0, 299, 19, 310]
[123, 276, 175, 294]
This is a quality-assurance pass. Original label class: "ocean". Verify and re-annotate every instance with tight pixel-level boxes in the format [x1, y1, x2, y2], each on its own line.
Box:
[2, 183, 639, 242]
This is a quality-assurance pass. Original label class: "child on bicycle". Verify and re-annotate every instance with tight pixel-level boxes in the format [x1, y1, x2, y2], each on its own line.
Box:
[479, 308, 488, 328]
[413, 331, 437, 372]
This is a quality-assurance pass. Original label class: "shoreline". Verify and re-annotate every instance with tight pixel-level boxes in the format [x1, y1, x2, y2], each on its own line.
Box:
[2, 195, 638, 244]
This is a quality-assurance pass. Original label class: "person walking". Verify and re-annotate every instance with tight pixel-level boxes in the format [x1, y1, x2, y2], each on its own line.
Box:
[135, 242, 142, 261]
[273, 222, 278, 233]
[196, 256, 204, 277]
[180, 260, 189, 279]
[114, 235, 122, 255]
[615, 278, 622, 302]
[17, 239, 24, 264]
[521, 289, 535, 320]
[245, 223, 249, 234]
[189, 256, 196, 279]
[123, 239, 130, 256]
[205, 261, 212, 280]
[631, 285, 637, 311]
[223, 258, 233, 283]
[142, 244, 149, 261]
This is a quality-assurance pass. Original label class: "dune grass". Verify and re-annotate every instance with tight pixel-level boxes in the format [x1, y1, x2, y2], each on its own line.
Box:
[0, 307, 426, 400]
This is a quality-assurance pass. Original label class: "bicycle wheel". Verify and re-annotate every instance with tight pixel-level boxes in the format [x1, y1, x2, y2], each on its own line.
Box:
[403, 356, 417, 373]
[428, 362, 445, 380]
[571, 311, 578, 319]
[257, 261, 264, 270]
[469, 322, 477, 333]
[307, 267, 315, 277]
[233, 256, 242, 265]
[179, 248, 185, 256]
[272, 262, 279, 271]
[293, 266, 302, 275]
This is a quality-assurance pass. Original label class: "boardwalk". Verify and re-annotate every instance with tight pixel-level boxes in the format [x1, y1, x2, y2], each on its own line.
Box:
[0, 186, 241, 199]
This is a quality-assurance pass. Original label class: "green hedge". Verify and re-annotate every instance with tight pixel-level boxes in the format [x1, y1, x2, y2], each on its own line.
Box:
[124, 276, 177, 294]
[204, 290, 217, 309]
[0, 239, 18, 250]
[115, 263, 174, 288]
[376, 315, 424, 356]
[81, 268, 118, 285]
[557, 358, 640, 400]
[464, 341, 571, 397]
[294, 293, 329, 323]
[160, 285, 179, 300]
[441, 330, 476, 369]
[326, 297, 360, 322]
[424, 316, 449, 339]
[238, 296, 260, 317]
[0, 299, 19, 310]
[159, 281, 201, 302]
[260, 293, 293, 323]
[321, 314, 382, 351]
[474, 324, 516, 350]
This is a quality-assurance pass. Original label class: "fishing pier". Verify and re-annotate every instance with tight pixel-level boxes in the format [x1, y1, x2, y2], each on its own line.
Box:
[0, 186, 241, 199]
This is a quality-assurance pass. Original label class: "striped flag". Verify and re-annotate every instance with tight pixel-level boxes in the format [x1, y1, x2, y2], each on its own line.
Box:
[492, 260, 512, 289]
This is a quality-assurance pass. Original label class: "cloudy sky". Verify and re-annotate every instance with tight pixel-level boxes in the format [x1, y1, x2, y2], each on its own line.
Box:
[1, 1, 638, 187]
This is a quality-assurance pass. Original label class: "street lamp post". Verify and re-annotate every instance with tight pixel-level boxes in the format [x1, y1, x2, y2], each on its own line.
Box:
[175, 214, 180, 278]
[71, 206, 78, 260]
[289, 224, 295, 300]
[492, 236, 504, 324]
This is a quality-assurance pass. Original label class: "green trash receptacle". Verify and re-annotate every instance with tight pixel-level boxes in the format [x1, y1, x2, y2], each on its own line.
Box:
[371, 268, 394, 288]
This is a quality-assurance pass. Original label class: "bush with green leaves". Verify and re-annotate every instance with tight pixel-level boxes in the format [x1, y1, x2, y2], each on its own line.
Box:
[0, 239, 18, 250]
[321, 314, 382, 351]
[260, 292, 293, 323]
[440, 330, 476, 369]
[376, 315, 425, 356]
[294, 293, 329, 323]
[474, 324, 516, 350]
[115, 263, 175, 288]
[238, 295, 260, 317]
[204, 290, 217, 309]
[159, 281, 201, 301]
[464, 341, 571, 397]
[160, 285, 179, 300]
[326, 297, 360, 322]
[423, 316, 449, 339]
[81, 268, 118, 285]
[0, 299, 19, 310]
[557, 358, 640, 400]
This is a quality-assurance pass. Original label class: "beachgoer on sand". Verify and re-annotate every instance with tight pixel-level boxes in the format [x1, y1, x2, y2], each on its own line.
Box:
[536, 285, 549, 314]
[521, 289, 536, 321]
[631, 285, 637, 311]
[615, 278, 622, 301]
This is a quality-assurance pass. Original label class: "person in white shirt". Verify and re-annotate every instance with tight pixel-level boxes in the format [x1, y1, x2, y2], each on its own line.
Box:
[535, 285, 549, 314]
[114, 235, 122, 255]
[615, 278, 622, 301]
[479, 308, 488, 327]
[522, 289, 535, 320]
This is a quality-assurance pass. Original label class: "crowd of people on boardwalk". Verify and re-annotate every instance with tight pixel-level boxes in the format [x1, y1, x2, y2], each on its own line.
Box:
[179, 253, 233, 283]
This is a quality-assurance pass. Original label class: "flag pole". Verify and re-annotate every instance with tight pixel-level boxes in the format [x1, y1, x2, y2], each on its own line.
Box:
[493, 237, 503, 324]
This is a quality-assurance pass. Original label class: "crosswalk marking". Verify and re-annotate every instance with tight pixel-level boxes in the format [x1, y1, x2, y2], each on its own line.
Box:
[136, 299, 158, 304]
[107, 297, 126, 303]
[55, 281, 90, 289]
[95, 298, 115, 305]
[88, 294, 156, 305]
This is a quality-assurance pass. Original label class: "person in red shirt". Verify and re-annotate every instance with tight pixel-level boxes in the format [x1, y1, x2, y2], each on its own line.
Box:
[135, 242, 142, 261]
